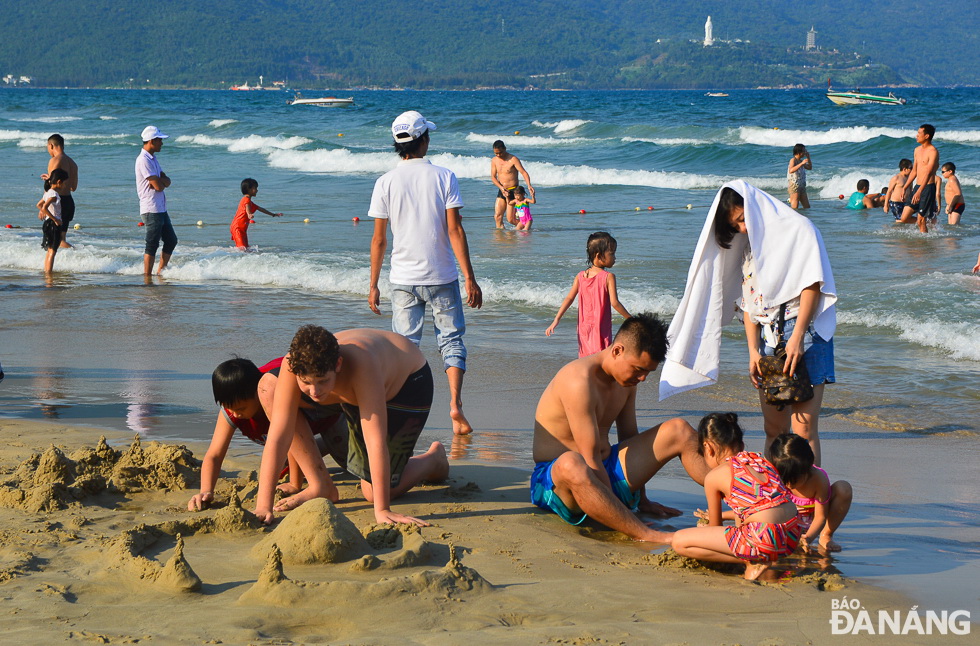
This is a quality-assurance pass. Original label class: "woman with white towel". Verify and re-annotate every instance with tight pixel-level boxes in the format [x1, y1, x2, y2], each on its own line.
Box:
[659, 181, 837, 465]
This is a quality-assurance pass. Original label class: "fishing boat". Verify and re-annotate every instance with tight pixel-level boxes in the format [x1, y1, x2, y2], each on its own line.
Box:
[825, 90, 906, 106]
[287, 92, 354, 107]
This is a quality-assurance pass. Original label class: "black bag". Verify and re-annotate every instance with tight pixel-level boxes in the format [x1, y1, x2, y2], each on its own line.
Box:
[756, 306, 814, 410]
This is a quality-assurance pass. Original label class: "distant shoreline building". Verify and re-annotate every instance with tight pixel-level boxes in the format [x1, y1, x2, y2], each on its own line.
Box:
[704, 16, 714, 47]
[806, 26, 817, 51]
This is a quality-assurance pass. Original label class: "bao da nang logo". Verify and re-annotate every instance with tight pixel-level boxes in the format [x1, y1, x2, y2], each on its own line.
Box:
[831, 597, 971, 636]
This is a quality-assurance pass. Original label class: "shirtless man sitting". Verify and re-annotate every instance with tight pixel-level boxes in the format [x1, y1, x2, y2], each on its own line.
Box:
[490, 140, 534, 228]
[531, 313, 710, 542]
[254, 325, 450, 527]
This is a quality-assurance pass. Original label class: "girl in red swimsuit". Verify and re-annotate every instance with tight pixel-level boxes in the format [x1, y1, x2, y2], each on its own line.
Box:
[669, 413, 801, 580]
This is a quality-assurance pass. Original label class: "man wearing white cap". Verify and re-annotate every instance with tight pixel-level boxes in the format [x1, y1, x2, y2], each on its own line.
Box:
[135, 125, 176, 276]
[368, 111, 483, 435]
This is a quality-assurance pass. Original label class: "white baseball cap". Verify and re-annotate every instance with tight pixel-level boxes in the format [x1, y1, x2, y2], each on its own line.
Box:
[391, 111, 436, 142]
[141, 125, 169, 142]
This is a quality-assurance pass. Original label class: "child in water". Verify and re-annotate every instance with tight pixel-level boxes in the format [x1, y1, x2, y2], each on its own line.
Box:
[545, 231, 631, 357]
[670, 413, 801, 580]
[231, 178, 283, 250]
[767, 433, 852, 553]
[37, 169, 69, 274]
[509, 186, 536, 231]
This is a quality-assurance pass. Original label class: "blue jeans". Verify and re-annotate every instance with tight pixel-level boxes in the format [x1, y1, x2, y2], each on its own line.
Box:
[142, 211, 178, 256]
[390, 280, 467, 372]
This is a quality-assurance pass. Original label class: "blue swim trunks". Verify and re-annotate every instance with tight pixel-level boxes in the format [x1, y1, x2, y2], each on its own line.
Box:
[530, 443, 641, 525]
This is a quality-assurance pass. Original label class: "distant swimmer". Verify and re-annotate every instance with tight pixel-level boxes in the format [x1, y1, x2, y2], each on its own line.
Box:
[787, 143, 812, 209]
[40, 134, 78, 249]
[941, 162, 965, 225]
[898, 124, 940, 234]
[490, 140, 535, 228]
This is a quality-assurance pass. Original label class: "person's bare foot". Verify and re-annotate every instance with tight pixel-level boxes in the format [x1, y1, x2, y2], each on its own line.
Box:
[820, 535, 842, 552]
[744, 562, 771, 581]
[276, 482, 301, 496]
[639, 499, 683, 518]
[272, 480, 339, 511]
[451, 407, 473, 435]
[637, 528, 672, 544]
[421, 442, 450, 482]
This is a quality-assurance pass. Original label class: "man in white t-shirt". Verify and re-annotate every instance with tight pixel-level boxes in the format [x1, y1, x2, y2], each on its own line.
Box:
[368, 111, 483, 435]
[135, 125, 176, 276]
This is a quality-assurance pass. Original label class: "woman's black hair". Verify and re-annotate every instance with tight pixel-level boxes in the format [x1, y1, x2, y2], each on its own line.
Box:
[212, 357, 262, 407]
[697, 412, 744, 455]
[766, 433, 813, 487]
[713, 187, 744, 249]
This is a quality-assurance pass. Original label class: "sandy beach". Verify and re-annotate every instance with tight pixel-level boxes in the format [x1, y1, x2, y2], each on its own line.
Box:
[0, 377, 975, 645]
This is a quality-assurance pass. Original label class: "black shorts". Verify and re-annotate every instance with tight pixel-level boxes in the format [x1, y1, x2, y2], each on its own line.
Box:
[58, 194, 75, 232]
[41, 218, 61, 250]
[340, 363, 433, 486]
[496, 186, 517, 201]
[911, 184, 937, 217]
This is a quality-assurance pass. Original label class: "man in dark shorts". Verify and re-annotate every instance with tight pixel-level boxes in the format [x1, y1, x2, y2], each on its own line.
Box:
[490, 140, 535, 228]
[41, 134, 78, 249]
[254, 325, 449, 527]
[899, 124, 940, 234]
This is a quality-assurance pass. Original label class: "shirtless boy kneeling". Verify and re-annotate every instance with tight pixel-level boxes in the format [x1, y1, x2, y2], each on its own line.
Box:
[255, 325, 449, 527]
[531, 313, 710, 542]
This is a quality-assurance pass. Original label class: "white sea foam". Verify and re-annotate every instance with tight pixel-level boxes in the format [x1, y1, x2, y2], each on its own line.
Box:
[816, 171, 895, 199]
[0, 129, 129, 147]
[839, 310, 980, 361]
[99, 116, 117, 120]
[739, 125, 912, 147]
[267, 145, 782, 190]
[11, 116, 83, 123]
[176, 133, 311, 153]
[532, 119, 591, 134]
[208, 119, 238, 128]
[466, 133, 592, 146]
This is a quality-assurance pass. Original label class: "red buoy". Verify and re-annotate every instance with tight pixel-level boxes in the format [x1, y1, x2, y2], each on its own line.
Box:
[579, 209, 586, 214]
[352, 217, 360, 222]
[648, 206, 654, 210]
[138, 222, 145, 227]
[838, 194, 845, 200]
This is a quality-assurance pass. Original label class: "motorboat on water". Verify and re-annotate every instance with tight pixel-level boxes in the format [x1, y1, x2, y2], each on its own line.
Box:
[826, 90, 906, 105]
[704, 92, 729, 97]
[287, 92, 354, 107]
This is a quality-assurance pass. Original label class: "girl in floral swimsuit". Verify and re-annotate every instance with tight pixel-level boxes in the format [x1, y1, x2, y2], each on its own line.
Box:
[669, 412, 801, 580]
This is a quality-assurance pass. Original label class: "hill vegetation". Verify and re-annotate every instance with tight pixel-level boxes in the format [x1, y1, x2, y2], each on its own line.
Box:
[0, 0, 975, 89]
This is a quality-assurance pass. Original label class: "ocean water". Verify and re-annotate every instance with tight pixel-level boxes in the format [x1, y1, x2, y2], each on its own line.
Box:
[0, 88, 978, 445]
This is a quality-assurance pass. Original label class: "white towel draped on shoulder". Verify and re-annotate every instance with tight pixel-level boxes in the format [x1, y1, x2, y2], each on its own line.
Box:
[658, 180, 837, 400]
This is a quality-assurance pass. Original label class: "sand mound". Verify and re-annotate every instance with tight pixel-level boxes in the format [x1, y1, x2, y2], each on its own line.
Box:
[352, 524, 435, 571]
[251, 498, 371, 564]
[105, 528, 202, 593]
[239, 542, 492, 608]
[0, 436, 197, 512]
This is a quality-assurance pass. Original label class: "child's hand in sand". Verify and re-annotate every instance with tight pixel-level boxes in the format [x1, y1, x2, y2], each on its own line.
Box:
[375, 509, 430, 527]
[799, 536, 813, 554]
[254, 506, 275, 525]
[187, 491, 213, 511]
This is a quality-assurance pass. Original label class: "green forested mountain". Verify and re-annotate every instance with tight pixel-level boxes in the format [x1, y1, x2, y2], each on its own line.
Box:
[0, 0, 976, 89]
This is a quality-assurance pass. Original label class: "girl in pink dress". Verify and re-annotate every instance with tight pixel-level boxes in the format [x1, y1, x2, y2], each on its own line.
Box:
[546, 232, 631, 357]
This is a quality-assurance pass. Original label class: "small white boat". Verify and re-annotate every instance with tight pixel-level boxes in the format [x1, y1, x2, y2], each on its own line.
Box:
[704, 92, 729, 97]
[826, 91, 905, 106]
[287, 92, 354, 107]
